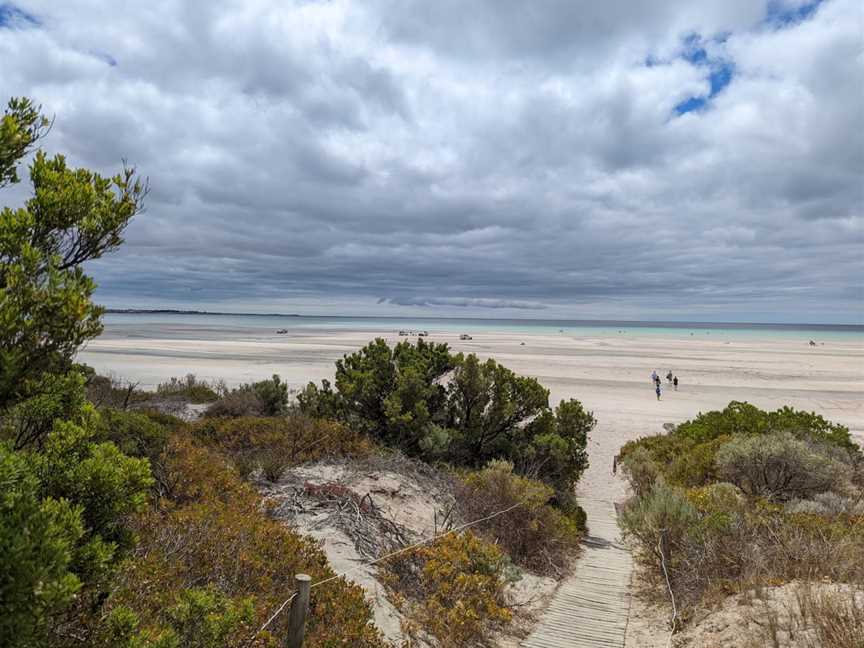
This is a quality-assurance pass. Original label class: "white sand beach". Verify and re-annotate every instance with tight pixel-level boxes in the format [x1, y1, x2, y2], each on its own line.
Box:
[79, 325, 864, 501]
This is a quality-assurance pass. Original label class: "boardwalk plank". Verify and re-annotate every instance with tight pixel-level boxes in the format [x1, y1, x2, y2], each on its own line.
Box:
[521, 499, 632, 648]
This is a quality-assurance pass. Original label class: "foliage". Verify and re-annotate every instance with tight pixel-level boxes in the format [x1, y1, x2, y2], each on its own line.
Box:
[156, 374, 220, 403]
[0, 139, 146, 409]
[95, 408, 170, 464]
[620, 401, 860, 490]
[190, 414, 375, 479]
[0, 96, 49, 188]
[456, 460, 581, 575]
[383, 531, 511, 647]
[716, 431, 848, 501]
[673, 401, 858, 454]
[0, 443, 83, 648]
[1, 370, 89, 450]
[619, 402, 864, 623]
[104, 438, 385, 648]
[203, 390, 265, 418]
[104, 587, 256, 648]
[204, 375, 289, 417]
[300, 339, 593, 491]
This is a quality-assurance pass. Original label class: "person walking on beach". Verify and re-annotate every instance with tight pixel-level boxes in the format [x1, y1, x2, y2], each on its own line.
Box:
[673, 376, 679, 390]
[655, 383, 662, 400]
[651, 370, 658, 384]
[666, 370, 673, 383]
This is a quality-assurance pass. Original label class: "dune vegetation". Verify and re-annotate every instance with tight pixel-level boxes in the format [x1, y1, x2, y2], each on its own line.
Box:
[618, 401, 864, 646]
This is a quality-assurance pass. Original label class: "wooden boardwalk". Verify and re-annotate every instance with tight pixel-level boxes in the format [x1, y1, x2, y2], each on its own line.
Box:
[522, 498, 633, 648]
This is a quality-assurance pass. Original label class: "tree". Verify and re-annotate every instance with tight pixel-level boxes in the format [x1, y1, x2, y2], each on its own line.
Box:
[0, 97, 151, 646]
[446, 354, 550, 465]
[0, 97, 146, 411]
[332, 337, 454, 450]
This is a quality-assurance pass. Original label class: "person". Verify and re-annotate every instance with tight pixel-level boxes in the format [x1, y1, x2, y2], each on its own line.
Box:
[654, 375, 661, 388]
[655, 384, 661, 400]
[651, 370, 658, 383]
[673, 376, 679, 390]
[666, 370, 673, 383]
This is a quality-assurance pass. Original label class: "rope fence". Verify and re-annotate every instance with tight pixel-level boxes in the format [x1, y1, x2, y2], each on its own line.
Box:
[249, 496, 530, 645]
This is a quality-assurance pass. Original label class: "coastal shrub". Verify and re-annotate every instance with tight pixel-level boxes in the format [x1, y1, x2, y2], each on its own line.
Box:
[243, 375, 289, 416]
[619, 402, 863, 626]
[156, 374, 221, 403]
[620, 446, 661, 497]
[82, 368, 149, 411]
[204, 390, 266, 418]
[0, 444, 84, 648]
[715, 432, 847, 501]
[455, 461, 581, 575]
[191, 415, 375, 469]
[620, 402, 859, 492]
[95, 408, 170, 463]
[620, 481, 699, 570]
[382, 531, 511, 647]
[0, 371, 90, 451]
[104, 588, 256, 648]
[205, 375, 289, 418]
[104, 438, 385, 648]
[674, 401, 858, 454]
[299, 338, 593, 490]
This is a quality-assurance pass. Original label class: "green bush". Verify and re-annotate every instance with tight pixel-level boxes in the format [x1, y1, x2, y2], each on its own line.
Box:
[715, 432, 848, 501]
[456, 461, 581, 575]
[299, 339, 593, 490]
[95, 409, 170, 463]
[382, 531, 511, 647]
[620, 480, 700, 569]
[105, 588, 256, 648]
[0, 444, 84, 648]
[620, 446, 661, 497]
[204, 375, 289, 418]
[156, 375, 220, 403]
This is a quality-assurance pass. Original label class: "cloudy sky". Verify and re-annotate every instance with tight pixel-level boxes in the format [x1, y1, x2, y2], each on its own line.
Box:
[1, 1, 862, 323]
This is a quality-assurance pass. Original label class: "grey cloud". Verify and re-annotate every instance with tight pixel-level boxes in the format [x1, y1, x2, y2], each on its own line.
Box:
[1, 0, 861, 323]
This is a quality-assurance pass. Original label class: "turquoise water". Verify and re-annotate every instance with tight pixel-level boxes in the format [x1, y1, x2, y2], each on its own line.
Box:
[103, 313, 864, 343]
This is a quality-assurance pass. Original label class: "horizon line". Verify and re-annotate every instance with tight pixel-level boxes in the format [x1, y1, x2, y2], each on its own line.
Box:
[104, 308, 864, 329]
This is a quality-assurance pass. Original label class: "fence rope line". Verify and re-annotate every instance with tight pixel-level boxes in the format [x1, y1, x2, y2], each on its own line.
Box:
[657, 528, 678, 648]
[251, 498, 529, 640]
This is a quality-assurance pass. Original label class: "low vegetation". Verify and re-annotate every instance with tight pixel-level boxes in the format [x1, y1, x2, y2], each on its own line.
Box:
[382, 531, 512, 647]
[205, 374, 289, 418]
[455, 460, 582, 576]
[298, 338, 594, 494]
[156, 374, 222, 403]
[618, 401, 864, 633]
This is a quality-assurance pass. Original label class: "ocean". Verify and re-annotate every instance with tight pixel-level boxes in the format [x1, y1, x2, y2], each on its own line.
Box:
[102, 312, 864, 343]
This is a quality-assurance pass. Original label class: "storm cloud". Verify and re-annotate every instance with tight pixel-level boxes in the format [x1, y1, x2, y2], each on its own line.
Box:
[1, 0, 861, 322]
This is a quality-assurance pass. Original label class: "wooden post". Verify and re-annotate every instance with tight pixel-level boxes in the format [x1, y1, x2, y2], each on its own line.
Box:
[285, 574, 311, 648]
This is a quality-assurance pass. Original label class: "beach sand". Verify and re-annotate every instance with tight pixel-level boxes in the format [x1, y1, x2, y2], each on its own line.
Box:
[79, 328, 864, 478]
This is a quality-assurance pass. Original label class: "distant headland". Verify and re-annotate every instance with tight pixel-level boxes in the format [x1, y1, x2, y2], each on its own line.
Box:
[106, 308, 301, 317]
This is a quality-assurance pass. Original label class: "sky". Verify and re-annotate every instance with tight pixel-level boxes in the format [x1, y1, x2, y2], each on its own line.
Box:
[1, 0, 862, 323]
